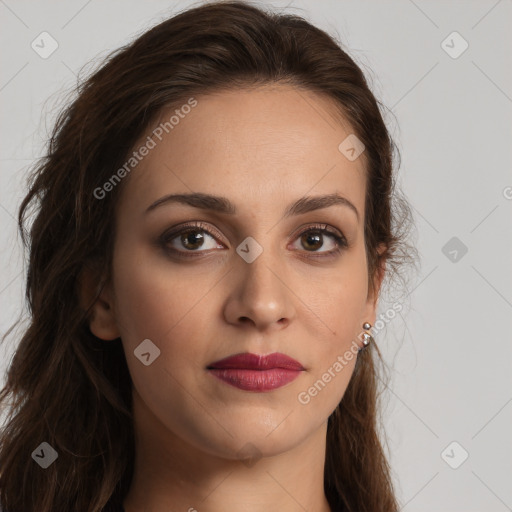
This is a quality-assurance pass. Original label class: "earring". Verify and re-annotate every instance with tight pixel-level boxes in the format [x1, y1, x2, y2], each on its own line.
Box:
[358, 322, 374, 352]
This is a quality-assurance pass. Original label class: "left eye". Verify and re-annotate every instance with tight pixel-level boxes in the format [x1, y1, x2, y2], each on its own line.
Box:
[290, 227, 344, 253]
[160, 222, 346, 257]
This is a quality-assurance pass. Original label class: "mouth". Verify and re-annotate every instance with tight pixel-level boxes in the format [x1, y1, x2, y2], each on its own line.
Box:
[206, 352, 305, 392]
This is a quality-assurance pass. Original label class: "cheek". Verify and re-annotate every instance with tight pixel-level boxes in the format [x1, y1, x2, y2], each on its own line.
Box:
[304, 254, 368, 340]
[111, 253, 220, 447]
[295, 254, 367, 409]
[111, 247, 220, 347]
[297, 358, 356, 423]
[111, 250, 220, 407]
[297, 321, 359, 416]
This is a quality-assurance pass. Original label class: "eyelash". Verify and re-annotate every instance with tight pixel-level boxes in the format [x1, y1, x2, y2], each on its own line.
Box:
[158, 221, 348, 260]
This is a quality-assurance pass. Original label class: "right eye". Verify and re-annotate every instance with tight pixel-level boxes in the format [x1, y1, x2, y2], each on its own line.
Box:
[159, 221, 226, 258]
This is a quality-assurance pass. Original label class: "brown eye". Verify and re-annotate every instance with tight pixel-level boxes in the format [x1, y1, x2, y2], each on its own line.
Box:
[159, 221, 347, 260]
[300, 231, 323, 251]
[291, 225, 347, 256]
[159, 221, 226, 258]
[180, 229, 206, 250]
[165, 228, 221, 252]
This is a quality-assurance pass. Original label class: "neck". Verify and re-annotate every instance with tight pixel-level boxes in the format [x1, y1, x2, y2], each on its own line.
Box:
[123, 389, 333, 512]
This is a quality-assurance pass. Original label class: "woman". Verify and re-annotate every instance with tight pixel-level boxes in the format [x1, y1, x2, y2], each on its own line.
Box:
[0, 1, 417, 511]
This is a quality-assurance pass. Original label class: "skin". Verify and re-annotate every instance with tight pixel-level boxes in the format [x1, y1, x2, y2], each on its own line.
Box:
[84, 84, 385, 512]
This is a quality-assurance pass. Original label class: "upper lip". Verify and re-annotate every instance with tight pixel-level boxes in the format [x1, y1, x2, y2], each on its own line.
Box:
[207, 352, 305, 371]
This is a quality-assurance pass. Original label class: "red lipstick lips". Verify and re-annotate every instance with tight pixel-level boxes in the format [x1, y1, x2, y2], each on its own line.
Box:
[207, 352, 305, 392]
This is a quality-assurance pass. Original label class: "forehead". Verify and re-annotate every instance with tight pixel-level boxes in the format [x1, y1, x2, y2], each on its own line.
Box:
[118, 84, 367, 218]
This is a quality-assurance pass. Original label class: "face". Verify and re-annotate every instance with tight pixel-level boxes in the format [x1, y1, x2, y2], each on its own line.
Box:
[88, 84, 383, 461]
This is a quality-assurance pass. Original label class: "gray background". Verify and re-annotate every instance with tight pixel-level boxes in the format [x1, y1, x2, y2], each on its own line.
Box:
[1, 1, 511, 510]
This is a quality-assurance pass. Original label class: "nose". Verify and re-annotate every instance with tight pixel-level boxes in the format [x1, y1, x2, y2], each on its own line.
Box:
[223, 249, 296, 333]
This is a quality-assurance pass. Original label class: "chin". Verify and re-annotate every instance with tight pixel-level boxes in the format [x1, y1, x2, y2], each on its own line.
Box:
[187, 420, 310, 462]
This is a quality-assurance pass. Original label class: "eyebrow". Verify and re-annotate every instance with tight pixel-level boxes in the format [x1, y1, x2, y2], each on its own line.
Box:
[145, 192, 359, 221]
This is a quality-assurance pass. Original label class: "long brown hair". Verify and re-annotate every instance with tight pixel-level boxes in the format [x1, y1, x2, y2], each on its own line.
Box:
[0, 1, 418, 510]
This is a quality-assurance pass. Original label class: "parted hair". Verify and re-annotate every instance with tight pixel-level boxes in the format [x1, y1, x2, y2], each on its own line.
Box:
[0, 1, 417, 511]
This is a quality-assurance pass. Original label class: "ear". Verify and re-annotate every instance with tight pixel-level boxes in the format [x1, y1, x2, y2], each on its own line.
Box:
[361, 243, 387, 327]
[78, 262, 121, 341]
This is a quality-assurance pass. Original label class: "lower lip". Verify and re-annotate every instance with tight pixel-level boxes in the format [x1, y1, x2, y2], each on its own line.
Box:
[207, 368, 302, 391]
